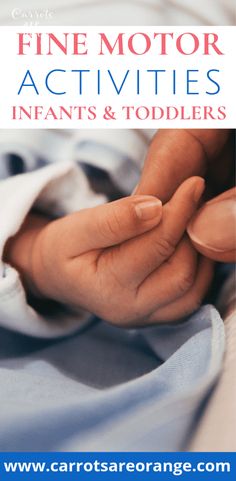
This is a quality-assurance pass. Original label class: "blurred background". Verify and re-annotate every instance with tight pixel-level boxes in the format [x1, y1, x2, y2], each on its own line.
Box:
[0, 0, 235, 27]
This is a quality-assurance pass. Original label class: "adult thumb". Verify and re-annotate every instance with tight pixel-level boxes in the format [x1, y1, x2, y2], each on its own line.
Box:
[187, 188, 236, 262]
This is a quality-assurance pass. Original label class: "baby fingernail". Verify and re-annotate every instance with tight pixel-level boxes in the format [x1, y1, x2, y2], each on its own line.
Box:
[135, 197, 162, 221]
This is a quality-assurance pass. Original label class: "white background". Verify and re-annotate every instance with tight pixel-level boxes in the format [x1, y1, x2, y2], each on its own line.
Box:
[0, 26, 235, 128]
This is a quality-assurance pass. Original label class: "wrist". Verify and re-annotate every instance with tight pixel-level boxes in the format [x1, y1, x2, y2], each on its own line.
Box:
[3, 213, 51, 297]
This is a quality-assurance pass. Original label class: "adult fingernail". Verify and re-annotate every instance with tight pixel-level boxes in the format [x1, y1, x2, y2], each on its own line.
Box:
[135, 197, 162, 221]
[192, 177, 206, 203]
[188, 198, 236, 253]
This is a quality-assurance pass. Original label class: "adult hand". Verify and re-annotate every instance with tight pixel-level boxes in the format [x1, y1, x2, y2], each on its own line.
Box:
[136, 129, 235, 262]
[187, 187, 236, 262]
[134, 129, 234, 318]
[135, 129, 233, 202]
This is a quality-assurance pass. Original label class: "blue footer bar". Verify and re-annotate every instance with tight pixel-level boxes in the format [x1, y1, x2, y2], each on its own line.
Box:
[0, 453, 235, 480]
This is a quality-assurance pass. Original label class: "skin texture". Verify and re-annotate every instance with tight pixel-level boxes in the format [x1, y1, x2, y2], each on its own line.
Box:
[4, 177, 213, 327]
[135, 129, 233, 201]
[4, 129, 234, 326]
[134, 129, 235, 318]
[187, 187, 236, 262]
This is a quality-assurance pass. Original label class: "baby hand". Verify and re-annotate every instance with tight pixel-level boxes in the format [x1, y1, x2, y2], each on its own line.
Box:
[5, 177, 213, 326]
